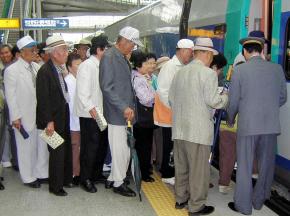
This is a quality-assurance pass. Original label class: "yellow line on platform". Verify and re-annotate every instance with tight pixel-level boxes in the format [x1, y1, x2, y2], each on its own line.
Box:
[142, 172, 187, 216]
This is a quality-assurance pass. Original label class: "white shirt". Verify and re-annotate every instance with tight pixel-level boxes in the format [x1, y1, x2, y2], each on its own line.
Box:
[157, 55, 184, 107]
[65, 73, 80, 131]
[74, 55, 103, 118]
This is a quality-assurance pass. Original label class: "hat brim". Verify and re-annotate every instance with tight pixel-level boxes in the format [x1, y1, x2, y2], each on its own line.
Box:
[192, 46, 218, 55]
[43, 43, 69, 51]
[239, 37, 265, 46]
[132, 39, 144, 47]
[19, 41, 38, 50]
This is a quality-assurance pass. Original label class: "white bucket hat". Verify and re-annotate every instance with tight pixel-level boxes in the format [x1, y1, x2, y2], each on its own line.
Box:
[176, 39, 194, 49]
[119, 26, 144, 47]
[193, 37, 218, 55]
[17, 35, 37, 50]
[44, 35, 68, 50]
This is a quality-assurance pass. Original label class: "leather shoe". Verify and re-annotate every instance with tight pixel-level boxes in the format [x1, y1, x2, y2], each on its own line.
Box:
[228, 202, 238, 212]
[175, 200, 188, 209]
[105, 180, 113, 189]
[81, 180, 97, 193]
[142, 176, 155, 183]
[0, 181, 4, 190]
[25, 180, 41, 188]
[38, 178, 49, 184]
[72, 176, 80, 186]
[49, 188, 67, 196]
[113, 183, 136, 197]
[189, 205, 215, 215]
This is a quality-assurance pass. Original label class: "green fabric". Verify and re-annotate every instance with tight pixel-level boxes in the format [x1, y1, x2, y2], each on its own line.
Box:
[271, 0, 282, 63]
[151, 74, 158, 91]
[223, 0, 251, 79]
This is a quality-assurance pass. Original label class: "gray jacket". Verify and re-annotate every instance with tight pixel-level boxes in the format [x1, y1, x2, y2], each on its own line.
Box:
[227, 56, 287, 136]
[99, 46, 135, 125]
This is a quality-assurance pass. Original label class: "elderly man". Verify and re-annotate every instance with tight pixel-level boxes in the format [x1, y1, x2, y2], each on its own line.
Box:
[75, 34, 109, 193]
[227, 36, 287, 215]
[0, 44, 18, 172]
[155, 39, 194, 185]
[75, 38, 91, 61]
[100, 26, 143, 197]
[36, 35, 72, 196]
[4, 36, 44, 188]
[169, 38, 228, 215]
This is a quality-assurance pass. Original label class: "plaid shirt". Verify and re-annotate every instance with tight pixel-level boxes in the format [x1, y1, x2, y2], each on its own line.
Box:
[132, 70, 155, 107]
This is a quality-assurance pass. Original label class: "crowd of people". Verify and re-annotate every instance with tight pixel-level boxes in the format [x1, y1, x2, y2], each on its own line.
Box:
[0, 26, 287, 216]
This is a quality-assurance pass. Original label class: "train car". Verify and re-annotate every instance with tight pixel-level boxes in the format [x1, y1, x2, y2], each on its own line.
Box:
[104, 0, 290, 213]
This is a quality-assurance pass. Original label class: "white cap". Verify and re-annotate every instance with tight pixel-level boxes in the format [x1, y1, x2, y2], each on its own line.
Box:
[192, 37, 218, 55]
[176, 39, 194, 49]
[16, 35, 37, 50]
[119, 26, 144, 47]
[44, 35, 68, 51]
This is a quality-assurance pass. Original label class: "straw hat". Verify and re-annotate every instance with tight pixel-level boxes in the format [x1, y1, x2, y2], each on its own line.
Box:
[44, 35, 68, 50]
[192, 37, 218, 55]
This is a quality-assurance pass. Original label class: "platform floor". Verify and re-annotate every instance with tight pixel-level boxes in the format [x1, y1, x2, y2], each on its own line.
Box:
[0, 167, 277, 216]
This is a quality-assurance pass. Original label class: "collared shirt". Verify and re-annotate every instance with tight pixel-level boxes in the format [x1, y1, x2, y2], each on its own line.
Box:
[54, 64, 70, 103]
[75, 55, 103, 118]
[132, 70, 155, 107]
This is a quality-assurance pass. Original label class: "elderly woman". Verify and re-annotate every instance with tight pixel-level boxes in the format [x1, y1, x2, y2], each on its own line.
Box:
[131, 51, 155, 182]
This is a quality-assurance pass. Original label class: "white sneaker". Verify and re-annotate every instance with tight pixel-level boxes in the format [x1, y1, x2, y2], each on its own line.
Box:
[219, 185, 232, 194]
[103, 164, 111, 172]
[162, 177, 175, 185]
[2, 161, 12, 168]
[252, 173, 259, 179]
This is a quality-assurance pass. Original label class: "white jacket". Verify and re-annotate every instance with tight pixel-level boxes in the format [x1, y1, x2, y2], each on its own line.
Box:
[4, 57, 39, 132]
[74, 55, 103, 118]
[157, 55, 184, 108]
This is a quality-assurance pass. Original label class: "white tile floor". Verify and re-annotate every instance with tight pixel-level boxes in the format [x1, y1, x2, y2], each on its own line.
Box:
[0, 167, 278, 216]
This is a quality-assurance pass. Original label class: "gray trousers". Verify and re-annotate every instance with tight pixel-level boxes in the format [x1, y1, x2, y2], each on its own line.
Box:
[174, 140, 211, 213]
[234, 134, 276, 215]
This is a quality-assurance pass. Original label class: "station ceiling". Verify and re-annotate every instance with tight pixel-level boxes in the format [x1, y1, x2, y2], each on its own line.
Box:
[42, 0, 152, 17]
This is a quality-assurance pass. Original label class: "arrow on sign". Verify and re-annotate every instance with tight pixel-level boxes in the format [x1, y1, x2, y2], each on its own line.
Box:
[60, 20, 68, 27]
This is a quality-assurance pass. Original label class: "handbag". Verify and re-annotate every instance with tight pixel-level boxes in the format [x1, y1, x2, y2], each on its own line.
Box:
[135, 97, 154, 128]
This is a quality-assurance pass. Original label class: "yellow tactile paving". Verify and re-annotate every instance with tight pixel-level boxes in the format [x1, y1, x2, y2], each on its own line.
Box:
[142, 172, 188, 216]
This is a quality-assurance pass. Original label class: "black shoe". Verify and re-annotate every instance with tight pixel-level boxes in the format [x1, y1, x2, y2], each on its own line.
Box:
[113, 183, 136, 197]
[142, 176, 155, 183]
[228, 202, 238, 212]
[81, 179, 97, 193]
[175, 200, 188, 209]
[64, 183, 75, 188]
[94, 175, 107, 184]
[0, 181, 4, 190]
[38, 178, 49, 184]
[49, 188, 67, 196]
[0, 177, 3, 181]
[124, 178, 130, 185]
[72, 176, 80, 186]
[25, 180, 41, 188]
[105, 180, 113, 189]
[189, 205, 215, 216]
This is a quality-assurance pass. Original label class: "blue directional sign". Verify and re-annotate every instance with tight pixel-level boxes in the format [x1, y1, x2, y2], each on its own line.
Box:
[22, 18, 69, 29]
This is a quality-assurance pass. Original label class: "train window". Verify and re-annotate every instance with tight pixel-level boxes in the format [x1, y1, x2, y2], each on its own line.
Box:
[284, 18, 290, 80]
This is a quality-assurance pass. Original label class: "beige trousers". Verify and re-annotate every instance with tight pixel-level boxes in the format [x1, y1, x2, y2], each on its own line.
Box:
[174, 139, 211, 213]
